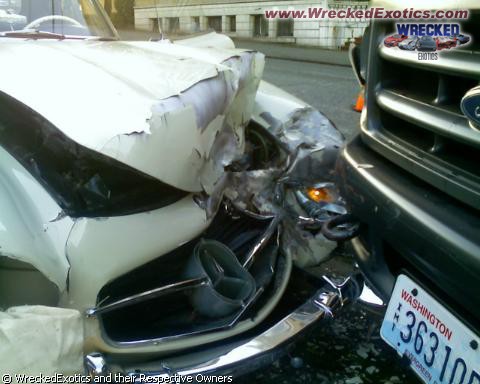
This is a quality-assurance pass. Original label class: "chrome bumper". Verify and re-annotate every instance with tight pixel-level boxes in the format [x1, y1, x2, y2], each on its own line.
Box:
[86, 274, 363, 379]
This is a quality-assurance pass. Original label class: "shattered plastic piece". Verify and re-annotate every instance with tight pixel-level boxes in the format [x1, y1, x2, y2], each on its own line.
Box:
[345, 377, 364, 384]
[0, 306, 84, 374]
[294, 188, 347, 225]
[262, 107, 343, 154]
[366, 366, 378, 375]
[223, 168, 283, 216]
[217, 104, 346, 268]
[306, 185, 335, 203]
[356, 345, 369, 359]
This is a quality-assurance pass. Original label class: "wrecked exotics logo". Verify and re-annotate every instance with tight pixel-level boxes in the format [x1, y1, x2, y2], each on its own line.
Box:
[383, 23, 472, 61]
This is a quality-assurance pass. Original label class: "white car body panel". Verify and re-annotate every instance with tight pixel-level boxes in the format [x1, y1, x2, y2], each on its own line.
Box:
[63, 80, 306, 356]
[0, 39, 264, 192]
[0, 146, 73, 292]
[174, 31, 235, 50]
[0, 76, 301, 357]
[0, 79, 304, 304]
[253, 80, 309, 123]
[0, 31, 328, 361]
[64, 194, 209, 311]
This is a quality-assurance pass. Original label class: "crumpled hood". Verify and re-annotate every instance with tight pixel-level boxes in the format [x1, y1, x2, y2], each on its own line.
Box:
[0, 39, 264, 192]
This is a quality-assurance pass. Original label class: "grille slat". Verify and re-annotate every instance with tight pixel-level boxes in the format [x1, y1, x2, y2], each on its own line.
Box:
[364, 15, 480, 210]
[376, 90, 480, 148]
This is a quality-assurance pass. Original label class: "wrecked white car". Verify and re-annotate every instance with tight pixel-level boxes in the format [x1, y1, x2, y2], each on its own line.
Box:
[0, 0, 361, 377]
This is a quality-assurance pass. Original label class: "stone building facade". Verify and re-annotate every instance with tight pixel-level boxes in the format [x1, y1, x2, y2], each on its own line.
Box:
[133, 0, 369, 49]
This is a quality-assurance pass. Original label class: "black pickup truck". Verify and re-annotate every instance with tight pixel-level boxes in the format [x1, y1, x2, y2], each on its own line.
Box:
[338, 2, 480, 382]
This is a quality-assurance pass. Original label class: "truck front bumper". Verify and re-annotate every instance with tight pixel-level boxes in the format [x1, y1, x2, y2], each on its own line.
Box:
[336, 137, 480, 330]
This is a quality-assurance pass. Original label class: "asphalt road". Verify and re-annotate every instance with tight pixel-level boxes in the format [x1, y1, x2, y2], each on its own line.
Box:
[237, 247, 420, 384]
[261, 58, 361, 141]
[236, 59, 421, 384]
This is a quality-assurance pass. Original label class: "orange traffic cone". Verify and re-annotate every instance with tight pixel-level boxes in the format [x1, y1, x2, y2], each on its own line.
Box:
[353, 87, 365, 112]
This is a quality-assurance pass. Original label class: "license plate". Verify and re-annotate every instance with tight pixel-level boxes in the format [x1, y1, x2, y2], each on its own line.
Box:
[381, 275, 480, 384]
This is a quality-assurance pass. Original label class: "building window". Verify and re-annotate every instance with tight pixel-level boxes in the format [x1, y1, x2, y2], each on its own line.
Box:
[151, 17, 162, 33]
[192, 16, 200, 32]
[207, 16, 222, 32]
[277, 19, 294, 37]
[167, 17, 179, 34]
[253, 15, 268, 37]
[228, 15, 236, 32]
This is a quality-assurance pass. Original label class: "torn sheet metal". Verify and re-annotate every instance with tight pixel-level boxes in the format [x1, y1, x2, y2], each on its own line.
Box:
[213, 81, 347, 268]
[261, 107, 343, 154]
[0, 40, 264, 193]
[0, 41, 218, 147]
[0, 306, 84, 375]
[100, 49, 264, 192]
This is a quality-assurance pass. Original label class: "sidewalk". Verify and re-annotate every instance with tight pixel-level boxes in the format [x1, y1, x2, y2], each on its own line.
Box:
[118, 29, 350, 67]
[233, 39, 350, 67]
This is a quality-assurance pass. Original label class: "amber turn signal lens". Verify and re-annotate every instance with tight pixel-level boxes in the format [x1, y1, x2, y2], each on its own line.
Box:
[306, 187, 334, 203]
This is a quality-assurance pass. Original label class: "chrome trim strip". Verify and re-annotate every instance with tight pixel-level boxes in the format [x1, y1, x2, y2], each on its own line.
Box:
[379, 45, 480, 78]
[349, 43, 365, 87]
[85, 353, 108, 376]
[376, 90, 480, 148]
[243, 215, 281, 270]
[229, 287, 265, 325]
[86, 278, 208, 317]
[358, 283, 385, 308]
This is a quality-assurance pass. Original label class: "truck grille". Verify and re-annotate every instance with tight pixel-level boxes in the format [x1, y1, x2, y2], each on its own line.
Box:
[363, 14, 480, 209]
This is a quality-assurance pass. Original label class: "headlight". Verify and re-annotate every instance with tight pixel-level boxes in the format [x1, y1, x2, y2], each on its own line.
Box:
[0, 91, 188, 218]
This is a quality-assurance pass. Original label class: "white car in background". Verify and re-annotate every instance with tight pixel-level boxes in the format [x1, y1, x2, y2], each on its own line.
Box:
[0, 7, 26, 29]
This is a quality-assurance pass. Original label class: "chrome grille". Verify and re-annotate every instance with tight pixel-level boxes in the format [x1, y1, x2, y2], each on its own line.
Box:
[363, 14, 480, 210]
[97, 208, 277, 343]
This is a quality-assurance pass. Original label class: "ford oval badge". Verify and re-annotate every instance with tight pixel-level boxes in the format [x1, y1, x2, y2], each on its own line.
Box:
[461, 86, 480, 130]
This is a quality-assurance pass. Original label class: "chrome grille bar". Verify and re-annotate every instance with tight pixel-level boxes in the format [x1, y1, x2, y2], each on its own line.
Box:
[376, 90, 480, 149]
